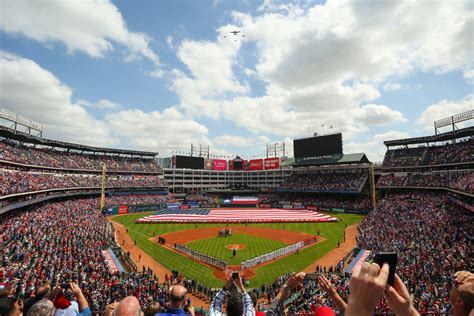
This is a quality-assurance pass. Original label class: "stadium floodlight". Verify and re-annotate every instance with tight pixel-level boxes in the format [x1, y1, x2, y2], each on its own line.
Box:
[434, 110, 473, 135]
[0, 108, 43, 137]
[266, 142, 286, 158]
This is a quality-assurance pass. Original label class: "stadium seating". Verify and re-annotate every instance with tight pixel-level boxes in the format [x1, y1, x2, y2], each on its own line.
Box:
[278, 171, 367, 192]
[377, 172, 473, 193]
[0, 140, 161, 172]
[382, 139, 472, 167]
[1, 191, 470, 315]
[0, 169, 165, 196]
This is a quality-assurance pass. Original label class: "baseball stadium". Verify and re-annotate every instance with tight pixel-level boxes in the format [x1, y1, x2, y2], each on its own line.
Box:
[0, 1, 473, 316]
[0, 108, 472, 315]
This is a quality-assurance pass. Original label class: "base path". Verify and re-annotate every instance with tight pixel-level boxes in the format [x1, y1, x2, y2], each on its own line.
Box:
[303, 223, 359, 273]
[108, 217, 209, 308]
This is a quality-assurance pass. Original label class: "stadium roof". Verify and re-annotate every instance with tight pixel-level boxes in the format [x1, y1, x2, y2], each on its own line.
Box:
[0, 125, 158, 157]
[291, 153, 370, 167]
[384, 126, 473, 147]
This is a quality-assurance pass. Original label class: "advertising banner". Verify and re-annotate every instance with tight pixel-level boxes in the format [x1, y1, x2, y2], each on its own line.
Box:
[264, 157, 280, 169]
[204, 159, 214, 170]
[249, 159, 264, 170]
[213, 159, 227, 170]
[228, 160, 234, 170]
[118, 205, 129, 214]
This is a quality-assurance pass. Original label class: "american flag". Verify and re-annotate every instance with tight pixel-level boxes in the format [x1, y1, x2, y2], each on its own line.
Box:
[137, 208, 337, 223]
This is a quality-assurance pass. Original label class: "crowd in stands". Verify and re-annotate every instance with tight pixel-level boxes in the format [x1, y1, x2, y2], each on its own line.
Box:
[357, 192, 472, 314]
[278, 171, 367, 192]
[377, 172, 473, 193]
[0, 170, 165, 196]
[261, 193, 373, 210]
[382, 139, 472, 167]
[104, 194, 169, 207]
[1, 191, 472, 315]
[0, 140, 161, 172]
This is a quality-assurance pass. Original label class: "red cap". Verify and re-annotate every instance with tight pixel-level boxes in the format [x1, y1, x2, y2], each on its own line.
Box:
[54, 291, 71, 310]
[315, 306, 336, 316]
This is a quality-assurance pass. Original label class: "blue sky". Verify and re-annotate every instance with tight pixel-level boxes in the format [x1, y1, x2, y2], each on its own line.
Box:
[0, 0, 472, 162]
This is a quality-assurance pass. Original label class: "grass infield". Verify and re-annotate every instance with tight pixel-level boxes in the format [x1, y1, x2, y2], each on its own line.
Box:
[186, 233, 287, 265]
[112, 212, 363, 288]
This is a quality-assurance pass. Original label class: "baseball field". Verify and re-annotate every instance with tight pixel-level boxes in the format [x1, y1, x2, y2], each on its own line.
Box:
[112, 212, 363, 288]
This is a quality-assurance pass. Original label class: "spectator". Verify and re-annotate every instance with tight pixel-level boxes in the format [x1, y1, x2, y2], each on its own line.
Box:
[0, 296, 21, 316]
[23, 281, 51, 315]
[209, 273, 254, 316]
[451, 271, 474, 316]
[144, 302, 162, 316]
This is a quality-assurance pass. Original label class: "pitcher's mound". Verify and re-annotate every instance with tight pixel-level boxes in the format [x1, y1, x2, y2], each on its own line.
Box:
[226, 244, 246, 250]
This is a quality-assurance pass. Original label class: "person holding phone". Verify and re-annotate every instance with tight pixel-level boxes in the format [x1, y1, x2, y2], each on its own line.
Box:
[209, 272, 254, 316]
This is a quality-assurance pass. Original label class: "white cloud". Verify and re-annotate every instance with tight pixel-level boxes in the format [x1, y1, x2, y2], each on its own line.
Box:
[463, 69, 474, 84]
[105, 108, 212, 154]
[78, 99, 121, 110]
[383, 82, 402, 92]
[213, 134, 271, 147]
[358, 104, 407, 126]
[417, 94, 474, 131]
[214, 135, 253, 146]
[0, 0, 162, 74]
[170, 29, 249, 118]
[166, 35, 174, 49]
[215, 0, 471, 139]
[0, 51, 114, 146]
[345, 130, 410, 163]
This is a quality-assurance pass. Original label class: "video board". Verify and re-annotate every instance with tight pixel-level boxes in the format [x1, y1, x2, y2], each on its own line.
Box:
[293, 133, 342, 158]
[174, 155, 204, 169]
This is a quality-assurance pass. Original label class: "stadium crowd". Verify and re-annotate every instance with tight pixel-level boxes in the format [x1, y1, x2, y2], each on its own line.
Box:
[260, 193, 373, 210]
[0, 140, 161, 172]
[382, 139, 472, 167]
[1, 191, 471, 315]
[377, 172, 473, 193]
[0, 170, 165, 196]
[278, 172, 367, 192]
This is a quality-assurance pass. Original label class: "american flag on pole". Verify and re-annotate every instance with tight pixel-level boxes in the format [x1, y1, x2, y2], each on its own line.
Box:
[137, 208, 337, 223]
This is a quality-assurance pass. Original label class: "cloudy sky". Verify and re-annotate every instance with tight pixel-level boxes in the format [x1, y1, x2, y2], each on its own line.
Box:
[0, 0, 472, 162]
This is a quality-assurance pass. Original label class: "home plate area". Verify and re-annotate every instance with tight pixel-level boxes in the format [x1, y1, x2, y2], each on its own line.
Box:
[137, 208, 337, 223]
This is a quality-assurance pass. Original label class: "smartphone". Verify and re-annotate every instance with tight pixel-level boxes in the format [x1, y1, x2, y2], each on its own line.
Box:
[61, 283, 70, 290]
[305, 273, 320, 280]
[373, 252, 397, 286]
[232, 272, 239, 280]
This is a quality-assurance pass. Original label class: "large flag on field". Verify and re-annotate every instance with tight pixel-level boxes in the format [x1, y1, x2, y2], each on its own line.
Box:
[137, 208, 337, 223]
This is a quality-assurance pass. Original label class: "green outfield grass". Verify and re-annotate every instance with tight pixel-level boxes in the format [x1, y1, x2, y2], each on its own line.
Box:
[186, 233, 287, 265]
[112, 213, 363, 288]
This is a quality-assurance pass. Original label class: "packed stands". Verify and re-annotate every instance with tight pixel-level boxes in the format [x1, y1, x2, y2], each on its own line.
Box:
[0, 140, 161, 172]
[356, 192, 471, 314]
[0, 170, 165, 196]
[260, 193, 373, 210]
[377, 172, 473, 193]
[258, 192, 472, 315]
[382, 138, 472, 167]
[278, 171, 367, 192]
